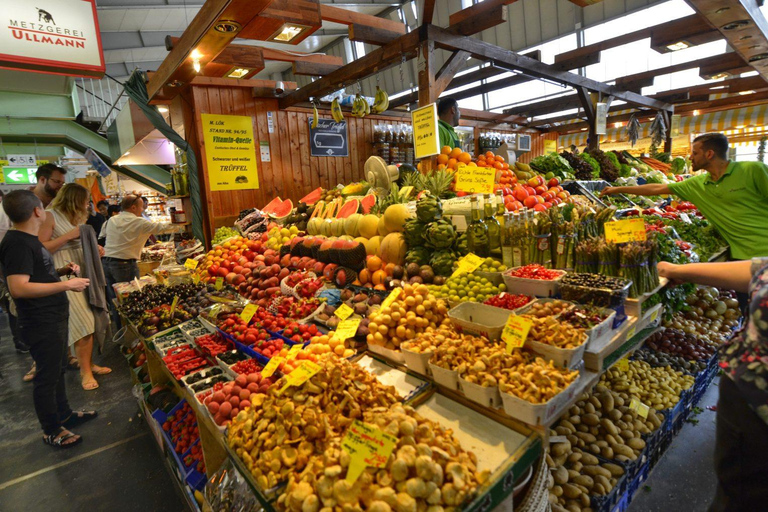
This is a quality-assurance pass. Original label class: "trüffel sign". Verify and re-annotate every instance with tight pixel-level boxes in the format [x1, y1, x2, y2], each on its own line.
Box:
[0, 0, 105, 78]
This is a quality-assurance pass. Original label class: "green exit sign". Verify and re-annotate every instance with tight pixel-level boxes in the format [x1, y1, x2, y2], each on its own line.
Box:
[1, 167, 37, 185]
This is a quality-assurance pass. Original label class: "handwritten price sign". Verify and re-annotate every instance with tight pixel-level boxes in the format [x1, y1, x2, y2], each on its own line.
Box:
[279, 360, 321, 393]
[604, 218, 647, 243]
[502, 315, 533, 353]
[455, 164, 496, 194]
[451, 253, 485, 277]
[342, 420, 398, 483]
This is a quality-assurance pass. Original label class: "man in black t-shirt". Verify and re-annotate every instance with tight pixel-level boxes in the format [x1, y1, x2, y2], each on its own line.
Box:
[0, 190, 96, 448]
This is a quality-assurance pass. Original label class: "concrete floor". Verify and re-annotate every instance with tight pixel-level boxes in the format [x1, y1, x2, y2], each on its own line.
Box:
[628, 377, 720, 512]
[0, 315, 185, 512]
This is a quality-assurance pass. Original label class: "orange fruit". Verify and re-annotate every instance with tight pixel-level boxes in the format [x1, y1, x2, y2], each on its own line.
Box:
[384, 262, 396, 275]
[447, 158, 458, 169]
[367, 255, 383, 272]
[458, 152, 471, 164]
[436, 153, 449, 165]
[495, 155, 505, 163]
[441, 146, 452, 155]
[449, 147, 463, 159]
[374, 284, 386, 291]
[372, 270, 387, 286]
[485, 151, 495, 159]
[358, 269, 370, 284]
[437, 164, 447, 170]
[468, 162, 477, 167]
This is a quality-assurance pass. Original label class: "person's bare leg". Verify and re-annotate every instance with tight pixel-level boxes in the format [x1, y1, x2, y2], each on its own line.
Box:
[75, 334, 98, 390]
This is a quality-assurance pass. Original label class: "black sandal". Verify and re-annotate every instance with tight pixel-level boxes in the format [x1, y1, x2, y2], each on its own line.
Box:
[62, 410, 98, 428]
[43, 427, 82, 449]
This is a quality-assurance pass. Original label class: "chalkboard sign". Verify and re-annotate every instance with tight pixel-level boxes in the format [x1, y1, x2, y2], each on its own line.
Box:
[308, 119, 348, 157]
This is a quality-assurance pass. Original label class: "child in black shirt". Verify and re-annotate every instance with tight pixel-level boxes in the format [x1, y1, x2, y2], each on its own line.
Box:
[0, 190, 96, 447]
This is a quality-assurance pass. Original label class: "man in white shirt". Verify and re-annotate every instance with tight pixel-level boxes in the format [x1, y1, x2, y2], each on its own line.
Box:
[103, 194, 181, 323]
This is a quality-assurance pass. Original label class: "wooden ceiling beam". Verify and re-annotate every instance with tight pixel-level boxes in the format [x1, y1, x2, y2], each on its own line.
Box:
[428, 25, 671, 111]
[434, 51, 470, 98]
[448, 5, 508, 36]
[319, 4, 405, 34]
[291, 60, 341, 76]
[448, 0, 519, 26]
[348, 23, 402, 46]
[615, 52, 748, 88]
[422, 0, 436, 25]
[278, 28, 421, 108]
[147, 0, 274, 101]
[260, 47, 342, 65]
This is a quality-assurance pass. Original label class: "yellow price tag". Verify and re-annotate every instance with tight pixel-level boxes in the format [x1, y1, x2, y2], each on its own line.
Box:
[335, 318, 361, 341]
[629, 398, 650, 419]
[381, 288, 402, 310]
[215, 277, 224, 291]
[170, 295, 180, 316]
[240, 304, 258, 324]
[400, 186, 414, 198]
[455, 164, 496, 194]
[184, 258, 199, 270]
[502, 315, 533, 353]
[286, 343, 303, 360]
[616, 356, 630, 371]
[191, 272, 201, 285]
[279, 360, 321, 393]
[626, 326, 636, 340]
[452, 253, 485, 277]
[411, 103, 440, 159]
[650, 309, 659, 323]
[262, 356, 283, 377]
[604, 218, 647, 243]
[335, 303, 354, 320]
[341, 420, 398, 483]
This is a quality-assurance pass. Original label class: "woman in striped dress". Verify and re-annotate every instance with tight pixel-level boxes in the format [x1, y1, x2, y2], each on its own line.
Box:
[39, 183, 110, 390]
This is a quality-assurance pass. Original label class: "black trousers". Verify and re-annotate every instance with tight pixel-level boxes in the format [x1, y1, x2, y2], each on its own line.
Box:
[709, 376, 768, 512]
[20, 318, 72, 436]
[0, 297, 22, 349]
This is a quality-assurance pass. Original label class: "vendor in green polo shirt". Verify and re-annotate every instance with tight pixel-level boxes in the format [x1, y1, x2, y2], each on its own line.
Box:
[602, 132, 768, 261]
[437, 97, 461, 150]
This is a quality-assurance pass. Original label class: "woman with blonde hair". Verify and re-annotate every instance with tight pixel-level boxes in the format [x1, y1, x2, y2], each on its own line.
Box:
[39, 183, 109, 390]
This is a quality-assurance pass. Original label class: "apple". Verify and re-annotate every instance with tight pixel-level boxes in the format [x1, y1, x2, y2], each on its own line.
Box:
[534, 185, 548, 195]
[523, 196, 538, 208]
[513, 186, 528, 201]
[533, 203, 547, 212]
[527, 176, 545, 187]
[225, 272, 238, 284]
[547, 177, 560, 188]
[525, 186, 536, 197]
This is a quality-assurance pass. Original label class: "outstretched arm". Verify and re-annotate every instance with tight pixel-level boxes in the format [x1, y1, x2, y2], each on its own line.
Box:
[657, 261, 752, 293]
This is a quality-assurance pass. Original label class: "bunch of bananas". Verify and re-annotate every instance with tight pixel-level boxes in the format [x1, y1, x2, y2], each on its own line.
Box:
[371, 86, 389, 114]
[311, 101, 319, 129]
[351, 93, 370, 118]
[331, 98, 343, 123]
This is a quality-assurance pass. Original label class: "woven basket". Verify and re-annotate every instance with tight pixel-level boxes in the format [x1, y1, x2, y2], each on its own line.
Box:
[515, 455, 552, 512]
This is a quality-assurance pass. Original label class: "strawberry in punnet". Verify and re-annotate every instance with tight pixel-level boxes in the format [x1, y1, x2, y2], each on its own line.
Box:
[251, 337, 284, 358]
[282, 322, 318, 342]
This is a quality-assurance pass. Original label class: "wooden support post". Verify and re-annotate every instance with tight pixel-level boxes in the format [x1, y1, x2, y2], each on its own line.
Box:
[662, 109, 674, 153]
[418, 39, 436, 172]
[423, 0, 436, 24]
[576, 87, 598, 151]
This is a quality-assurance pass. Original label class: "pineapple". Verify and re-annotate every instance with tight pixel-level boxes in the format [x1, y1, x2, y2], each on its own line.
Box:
[400, 170, 424, 190]
[422, 169, 456, 199]
[372, 183, 411, 215]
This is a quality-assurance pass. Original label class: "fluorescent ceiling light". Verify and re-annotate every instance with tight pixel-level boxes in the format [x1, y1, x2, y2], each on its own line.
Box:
[227, 67, 252, 79]
[666, 41, 692, 51]
[739, 90, 756, 95]
[157, 106, 169, 113]
[269, 23, 310, 43]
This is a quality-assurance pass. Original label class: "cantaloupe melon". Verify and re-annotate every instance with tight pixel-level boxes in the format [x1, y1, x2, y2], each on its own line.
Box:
[307, 217, 323, 236]
[379, 232, 406, 265]
[383, 204, 411, 233]
[354, 236, 368, 247]
[377, 216, 390, 237]
[330, 218, 345, 237]
[344, 213, 361, 237]
[320, 219, 334, 237]
[339, 235, 354, 241]
[358, 214, 380, 239]
[364, 235, 382, 256]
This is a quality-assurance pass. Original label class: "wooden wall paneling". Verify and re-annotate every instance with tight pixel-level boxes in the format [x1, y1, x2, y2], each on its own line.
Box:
[257, 100, 279, 209]
[296, 113, 314, 192]
[190, 86, 216, 242]
[287, 112, 306, 197]
[277, 110, 297, 202]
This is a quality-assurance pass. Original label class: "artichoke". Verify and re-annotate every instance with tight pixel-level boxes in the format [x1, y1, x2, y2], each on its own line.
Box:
[416, 193, 442, 223]
[403, 218, 427, 247]
[454, 231, 469, 256]
[405, 246, 431, 266]
[424, 219, 456, 250]
[430, 249, 458, 276]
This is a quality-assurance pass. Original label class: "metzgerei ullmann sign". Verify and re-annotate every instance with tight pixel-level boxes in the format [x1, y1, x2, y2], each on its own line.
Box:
[0, 0, 105, 78]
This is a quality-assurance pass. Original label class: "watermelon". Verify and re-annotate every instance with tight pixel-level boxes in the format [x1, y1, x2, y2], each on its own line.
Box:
[360, 194, 376, 214]
[300, 187, 323, 205]
[262, 197, 283, 214]
[271, 199, 293, 218]
[336, 199, 360, 219]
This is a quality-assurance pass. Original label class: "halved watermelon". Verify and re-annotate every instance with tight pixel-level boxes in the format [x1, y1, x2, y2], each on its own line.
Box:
[360, 194, 376, 214]
[262, 197, 283, 214]
[300, 187, 323, 205]
[336, 199, 360, 219]
[272, 199, 293, 218]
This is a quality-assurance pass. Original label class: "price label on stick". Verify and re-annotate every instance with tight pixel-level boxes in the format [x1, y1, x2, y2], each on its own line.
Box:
[626, 326, 636, 340]
[604, 218, 647, 243]
[240, 304, 258, 324]
[215, 277, 224, 291]
[616, 356, 630, 371]
[502, 315, 533, 353]
[679, 213, 692, 224]
[133, 277, 143, 292]
[629, 398, 650, 419]
[381, 288, 402, 309]
[191, 272, 201, 285]
[650, 309, 659, 323]
[262, 356, 283, 377]
[286, 344, 303, 360]
[335, 303, 354, 320]
[184, 258, 199, 270]
[455, 164, 496, 194]
[170, 295, 180, 316]
[452, 253, 485, 277]
[335, 318, 361, 341]
[342, 420, 398, 483]
[279, 360, 321, 393]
